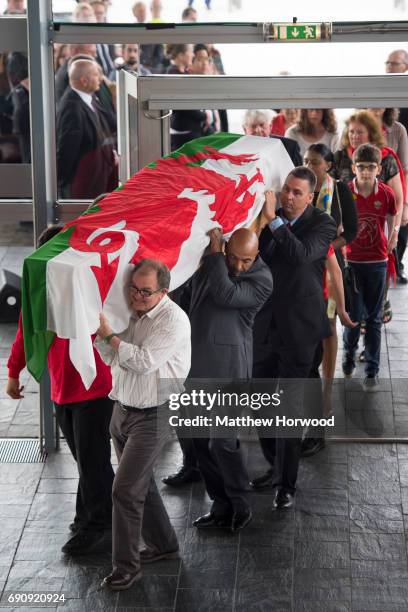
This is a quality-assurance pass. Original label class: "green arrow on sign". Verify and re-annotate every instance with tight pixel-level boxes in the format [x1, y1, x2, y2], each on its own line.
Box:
[275, 23, 321, 41]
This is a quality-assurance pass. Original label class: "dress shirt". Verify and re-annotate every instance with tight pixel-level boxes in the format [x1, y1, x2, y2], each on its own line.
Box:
[269, 213, 301, 231]
[71, 87, 94, 111]
[95, 296, 191, 409]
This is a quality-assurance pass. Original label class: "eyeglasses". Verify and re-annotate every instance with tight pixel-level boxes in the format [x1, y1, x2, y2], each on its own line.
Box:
[385, 61, 405, 66]
[355, 163, 378, 171]
[128, 284, 162, 299]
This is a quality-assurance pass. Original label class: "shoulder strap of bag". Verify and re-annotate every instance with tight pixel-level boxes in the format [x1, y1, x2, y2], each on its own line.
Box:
[334, 180, 350, 267]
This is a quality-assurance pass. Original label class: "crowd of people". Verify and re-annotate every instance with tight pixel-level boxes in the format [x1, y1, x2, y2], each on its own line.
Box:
[2, 1, 408, 593]
[6, 142, 399, 587]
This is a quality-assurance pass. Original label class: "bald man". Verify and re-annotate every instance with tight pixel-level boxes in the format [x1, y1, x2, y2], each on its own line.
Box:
[56, 59, 117, 198]
[55, 44, 97, 102]
[164, 227, 273, 533]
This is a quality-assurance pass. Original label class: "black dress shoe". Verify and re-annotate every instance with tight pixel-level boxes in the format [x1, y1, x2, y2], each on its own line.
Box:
[162, 466, 201, 487]
[397, 273, 408, 285]
[273, 490, 294, 509]
[61, 530, 105, 555]
[193, 512, 231, 529]
[249, 468, 274, 489]
[300, 438, 325, 458]
[231, 509, 252, 532]
[101, 569, 142, 590]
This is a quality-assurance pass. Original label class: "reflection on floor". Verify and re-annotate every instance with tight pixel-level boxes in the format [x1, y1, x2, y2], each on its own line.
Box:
[1, 440, 408, 611]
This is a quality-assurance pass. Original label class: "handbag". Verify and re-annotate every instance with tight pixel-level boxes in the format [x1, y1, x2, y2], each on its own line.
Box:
[335, 181, 359, 312]
[342, 259, 360, 312]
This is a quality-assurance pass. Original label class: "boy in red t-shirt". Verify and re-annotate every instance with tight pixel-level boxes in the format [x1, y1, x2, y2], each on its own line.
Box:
[343, 144, 397, 391]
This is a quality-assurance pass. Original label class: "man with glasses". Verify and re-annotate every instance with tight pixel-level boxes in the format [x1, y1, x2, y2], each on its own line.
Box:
[95, 259, 191, 590]
[385, 49, 408, 132]
[385, 49, 408, 72]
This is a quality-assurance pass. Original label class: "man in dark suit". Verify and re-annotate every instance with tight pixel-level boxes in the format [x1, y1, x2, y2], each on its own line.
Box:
[170, 228, 273, 532]
[55, 45, 116, 134]
[251, 167, 337, 507]
[243, 109, 303, 167]
[56, 59, 117, 199]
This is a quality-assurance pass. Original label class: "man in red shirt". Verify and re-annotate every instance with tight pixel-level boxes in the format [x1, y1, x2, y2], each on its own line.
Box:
[6, 226, 114, 556]
[343, 144, 397, 391]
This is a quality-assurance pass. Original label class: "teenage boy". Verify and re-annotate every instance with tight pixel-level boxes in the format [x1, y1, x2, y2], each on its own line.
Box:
[343, 144, 397, 391]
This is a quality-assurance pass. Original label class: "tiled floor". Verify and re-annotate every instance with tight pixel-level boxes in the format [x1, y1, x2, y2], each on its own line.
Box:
[1, 440, 408, 610]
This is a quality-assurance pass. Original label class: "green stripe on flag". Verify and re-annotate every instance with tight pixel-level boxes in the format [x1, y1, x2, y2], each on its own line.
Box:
[147, 132, 242, 169]
[22, 227, 75, 381]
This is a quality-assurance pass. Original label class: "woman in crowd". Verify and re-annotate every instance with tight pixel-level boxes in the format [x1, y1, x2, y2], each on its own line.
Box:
[368, 108, 408, 284]
[304, 143, 358, 415]
[368, 108, 408, 174]
[333, 110, 405, 322]
[285, 109, 339, 156]
[166, 44, 194, 74]
[206, 43, 225, 75]
[334, 110, 404, 200]
[270, 108, 299, 137]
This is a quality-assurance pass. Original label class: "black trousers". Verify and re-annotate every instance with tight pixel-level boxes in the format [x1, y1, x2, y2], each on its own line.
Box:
[193, 436, 250, 516]
[54, 396, 114, 532]
[253, 340, 320, 495]
[176, 433, 199, 469]
[397, 226, 408, 268]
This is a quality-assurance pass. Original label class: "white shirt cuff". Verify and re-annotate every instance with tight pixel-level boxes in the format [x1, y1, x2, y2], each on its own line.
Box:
[269, 217, 284, 231]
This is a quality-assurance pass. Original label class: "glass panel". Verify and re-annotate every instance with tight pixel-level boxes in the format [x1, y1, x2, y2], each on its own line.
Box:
[0, 16, 32, 200]
[51, 0, 408, 24]
[0, 50, 30, 166]
[219, 42, 408, 77]
[0, 15, 33, 301]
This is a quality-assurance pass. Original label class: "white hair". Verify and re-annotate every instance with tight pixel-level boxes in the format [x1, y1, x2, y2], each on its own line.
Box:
[243, 109, 273, 126]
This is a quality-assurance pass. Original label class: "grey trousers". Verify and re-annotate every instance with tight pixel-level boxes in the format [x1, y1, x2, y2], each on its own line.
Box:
[110, 402, 178, 574]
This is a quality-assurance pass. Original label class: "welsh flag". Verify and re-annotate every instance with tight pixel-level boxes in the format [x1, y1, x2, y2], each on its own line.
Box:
[22, 133, 293, 389]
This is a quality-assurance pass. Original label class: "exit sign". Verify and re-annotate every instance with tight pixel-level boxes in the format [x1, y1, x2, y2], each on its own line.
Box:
[271, 23, 331, 42]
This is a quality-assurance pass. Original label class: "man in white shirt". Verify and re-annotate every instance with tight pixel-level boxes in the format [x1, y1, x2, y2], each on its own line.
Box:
[95, 259, 191, 591]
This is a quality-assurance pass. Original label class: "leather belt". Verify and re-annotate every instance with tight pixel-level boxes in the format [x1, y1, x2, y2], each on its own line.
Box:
[118, 401, 166, 413]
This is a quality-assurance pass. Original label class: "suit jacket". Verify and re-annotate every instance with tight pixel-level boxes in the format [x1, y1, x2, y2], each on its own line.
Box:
[270, 135, 303, 167]
[179, 253, 273, 379]
[55, 60, 116, 131]
[255, 205, 337, 354]
[56, 88, 117, 198]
